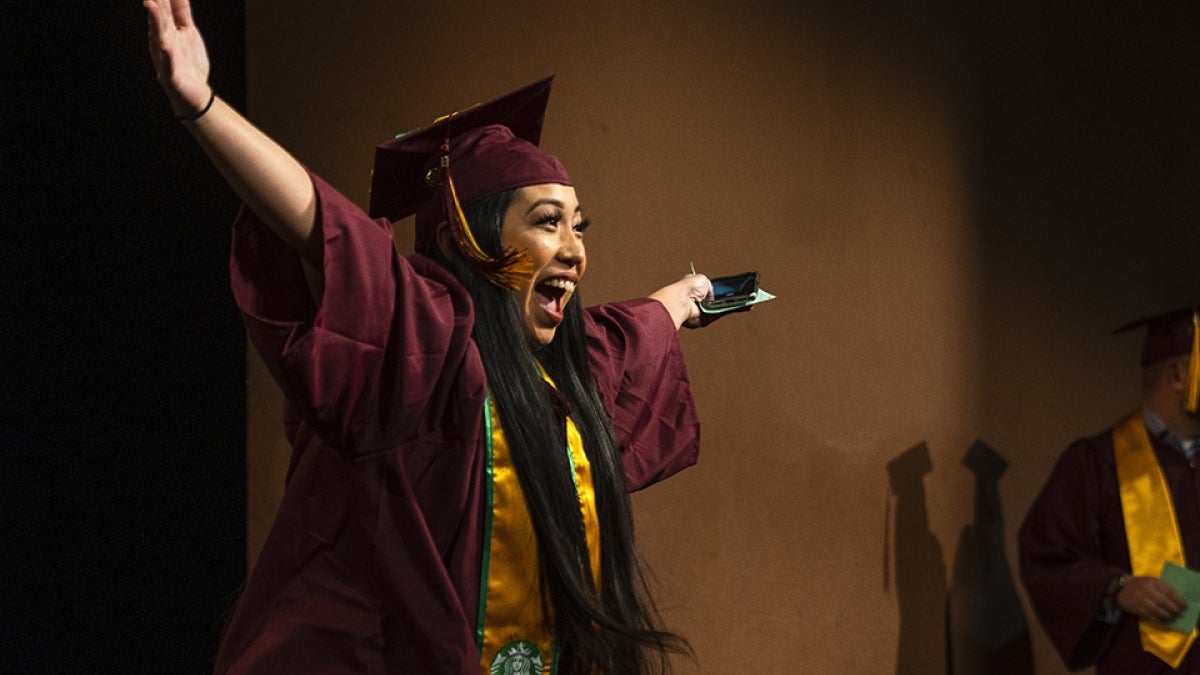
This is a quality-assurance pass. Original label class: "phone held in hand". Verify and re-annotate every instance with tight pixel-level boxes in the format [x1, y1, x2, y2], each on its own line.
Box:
[700, 271, 760, 310]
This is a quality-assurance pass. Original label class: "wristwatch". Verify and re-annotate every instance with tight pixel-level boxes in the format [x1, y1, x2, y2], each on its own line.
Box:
[1105, 573, 1128, 600]
[1102, 573, 1128, 617]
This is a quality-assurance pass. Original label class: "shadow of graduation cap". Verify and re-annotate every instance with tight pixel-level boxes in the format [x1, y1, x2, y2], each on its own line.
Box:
[963, 439, 1007, 480]
[886, 442, 932, 493]
[367, 77, 570, 288]
[1112, 304, 1200, 412]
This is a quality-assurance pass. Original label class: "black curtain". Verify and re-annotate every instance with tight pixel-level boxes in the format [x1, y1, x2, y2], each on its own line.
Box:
[3, 3, 247, 672]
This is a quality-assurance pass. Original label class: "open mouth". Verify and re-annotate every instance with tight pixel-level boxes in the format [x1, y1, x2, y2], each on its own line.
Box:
[534, 278, 576, 322]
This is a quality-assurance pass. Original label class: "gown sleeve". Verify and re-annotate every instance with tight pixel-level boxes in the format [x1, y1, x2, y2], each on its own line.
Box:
[584, 298, 700, 491]
[1017, 437, 1126, 669]
[228, 172, 479, 459]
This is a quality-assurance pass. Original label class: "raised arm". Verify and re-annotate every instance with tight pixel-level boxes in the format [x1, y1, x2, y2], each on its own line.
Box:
[144, 0, 319, 262]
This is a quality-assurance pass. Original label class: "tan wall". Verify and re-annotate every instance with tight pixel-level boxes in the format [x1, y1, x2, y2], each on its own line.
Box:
[239, 1, 1200, 672]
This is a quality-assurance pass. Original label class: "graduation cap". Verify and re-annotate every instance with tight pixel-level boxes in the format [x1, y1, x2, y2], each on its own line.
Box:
[367, 77, 570, 288]
[1112, 305, 1200, 412]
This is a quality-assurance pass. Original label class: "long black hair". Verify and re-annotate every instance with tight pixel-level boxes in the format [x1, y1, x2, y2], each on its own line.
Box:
[427, 189, 689, 674]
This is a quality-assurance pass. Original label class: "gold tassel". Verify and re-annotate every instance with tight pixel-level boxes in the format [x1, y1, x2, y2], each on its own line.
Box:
[1187, 311, 1200, 414]
[443, 172, 531, 290]
[446, 173, 492, 264]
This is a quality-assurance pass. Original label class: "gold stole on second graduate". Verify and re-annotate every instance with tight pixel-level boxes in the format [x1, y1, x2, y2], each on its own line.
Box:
[1113, 410, 1197, 667]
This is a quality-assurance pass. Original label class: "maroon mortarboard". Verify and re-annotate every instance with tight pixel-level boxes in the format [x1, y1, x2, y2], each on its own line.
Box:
[1112, 305, 1200, 411]
[1112, 305, 1200, 365]
[367, 77, 570, 288]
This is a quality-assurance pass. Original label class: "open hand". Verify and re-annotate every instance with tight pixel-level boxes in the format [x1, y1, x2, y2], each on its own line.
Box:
[144, 0, 211, 117]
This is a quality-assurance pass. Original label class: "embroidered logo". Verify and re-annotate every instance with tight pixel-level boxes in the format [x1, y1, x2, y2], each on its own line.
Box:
[490, 640, 544, 675]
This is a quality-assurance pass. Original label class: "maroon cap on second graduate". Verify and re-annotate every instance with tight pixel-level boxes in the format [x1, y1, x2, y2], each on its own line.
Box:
[1112, 305, 1200, 365]
[368, 76, 570, 225]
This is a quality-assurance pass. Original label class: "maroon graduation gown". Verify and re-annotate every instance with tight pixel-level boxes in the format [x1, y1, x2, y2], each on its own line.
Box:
[213, 174, 700, 674]
[1018, 424, 1200, 674]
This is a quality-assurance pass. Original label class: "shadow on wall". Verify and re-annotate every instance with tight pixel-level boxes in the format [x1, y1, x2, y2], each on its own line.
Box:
[947, 441, 1034, 675]
[886, 441, 1034, 675]
[886, 442, 947, 674]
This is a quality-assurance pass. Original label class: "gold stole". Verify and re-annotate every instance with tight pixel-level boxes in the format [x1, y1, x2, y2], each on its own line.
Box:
[476, 374, 602, 674]
[1113, 410, 1197, 667]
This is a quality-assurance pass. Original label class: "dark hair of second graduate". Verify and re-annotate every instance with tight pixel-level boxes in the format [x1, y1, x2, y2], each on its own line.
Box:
[428, 190, 690, 674]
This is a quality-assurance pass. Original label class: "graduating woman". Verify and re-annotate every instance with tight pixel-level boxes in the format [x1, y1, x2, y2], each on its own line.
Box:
[145, 1, 728, 673]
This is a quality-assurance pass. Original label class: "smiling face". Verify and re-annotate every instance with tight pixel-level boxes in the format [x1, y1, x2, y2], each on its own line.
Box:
[499, 183, 589, 347]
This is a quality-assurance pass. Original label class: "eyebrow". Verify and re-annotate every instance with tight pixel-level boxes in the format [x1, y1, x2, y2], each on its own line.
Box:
[524, 198, 583, 215]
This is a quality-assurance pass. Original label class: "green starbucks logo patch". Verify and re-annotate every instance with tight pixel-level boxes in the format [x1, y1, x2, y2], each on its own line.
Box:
[490, 640, 544, 675]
